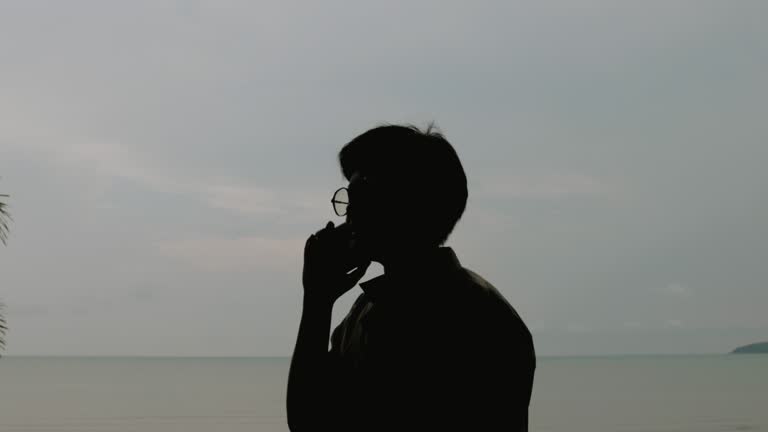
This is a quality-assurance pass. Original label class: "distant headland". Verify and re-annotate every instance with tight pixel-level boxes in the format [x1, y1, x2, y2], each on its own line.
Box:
[731, 342, 768, 354]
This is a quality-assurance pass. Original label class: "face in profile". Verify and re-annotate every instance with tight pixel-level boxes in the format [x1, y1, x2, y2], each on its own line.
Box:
[336, 125, 468, 264]
[345, 170, 401, 263]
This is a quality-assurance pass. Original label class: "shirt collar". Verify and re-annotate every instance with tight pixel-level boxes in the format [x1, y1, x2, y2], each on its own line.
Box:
[358, 246, 462, 302]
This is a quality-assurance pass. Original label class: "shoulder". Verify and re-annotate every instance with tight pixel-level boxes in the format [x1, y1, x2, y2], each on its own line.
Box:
[450, 267, 535, 351]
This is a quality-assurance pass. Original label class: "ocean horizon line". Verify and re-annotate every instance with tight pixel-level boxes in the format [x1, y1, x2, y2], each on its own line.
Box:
[1, 352, 738, 359]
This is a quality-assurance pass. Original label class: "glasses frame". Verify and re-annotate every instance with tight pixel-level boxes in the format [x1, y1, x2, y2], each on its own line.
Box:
[331, 187, 350, 217]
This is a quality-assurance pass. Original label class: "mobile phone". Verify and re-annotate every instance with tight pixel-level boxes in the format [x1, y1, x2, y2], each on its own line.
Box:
[331, 222, 368, 270]
[331, 222, 355, 253]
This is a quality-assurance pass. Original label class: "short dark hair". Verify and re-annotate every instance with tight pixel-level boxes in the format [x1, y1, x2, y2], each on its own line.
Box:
[338, 123, 468, 247]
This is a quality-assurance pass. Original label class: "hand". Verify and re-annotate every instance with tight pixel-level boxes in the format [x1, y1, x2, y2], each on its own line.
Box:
[303, 221, 371, 306]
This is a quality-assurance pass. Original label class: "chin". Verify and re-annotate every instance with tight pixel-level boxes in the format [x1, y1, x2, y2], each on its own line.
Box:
[352, 236, 382, 262]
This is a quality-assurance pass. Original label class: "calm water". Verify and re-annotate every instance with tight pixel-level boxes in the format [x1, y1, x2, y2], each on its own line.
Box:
[0, 355, 766, 431]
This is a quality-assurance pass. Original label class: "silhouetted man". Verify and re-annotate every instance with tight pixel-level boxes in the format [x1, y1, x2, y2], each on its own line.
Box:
[287, 125, 535, 431]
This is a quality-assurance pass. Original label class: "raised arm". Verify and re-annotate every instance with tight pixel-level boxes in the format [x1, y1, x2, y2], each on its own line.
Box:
[286, 222, 370, 431]
[286, 297, 335, 431]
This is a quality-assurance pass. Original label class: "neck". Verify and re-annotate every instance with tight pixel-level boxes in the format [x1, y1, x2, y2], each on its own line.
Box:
[380, 244, 440, 278]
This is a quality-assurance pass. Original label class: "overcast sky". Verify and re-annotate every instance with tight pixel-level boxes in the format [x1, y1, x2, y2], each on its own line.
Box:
[1, 0, 766, 356]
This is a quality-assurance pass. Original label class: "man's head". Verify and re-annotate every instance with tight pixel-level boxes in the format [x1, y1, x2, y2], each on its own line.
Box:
[338, 124, 468, 262]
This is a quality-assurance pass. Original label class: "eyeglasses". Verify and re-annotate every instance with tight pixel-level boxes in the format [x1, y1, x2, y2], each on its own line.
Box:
[331, 175, 378, 217]
[331, 187, 349, 217]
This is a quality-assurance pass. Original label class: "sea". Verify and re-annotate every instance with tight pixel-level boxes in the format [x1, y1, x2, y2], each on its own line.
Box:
[0, 355, 766, 431]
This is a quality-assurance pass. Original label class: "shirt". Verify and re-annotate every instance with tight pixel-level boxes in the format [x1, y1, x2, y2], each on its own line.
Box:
[327, 246, 536, 431]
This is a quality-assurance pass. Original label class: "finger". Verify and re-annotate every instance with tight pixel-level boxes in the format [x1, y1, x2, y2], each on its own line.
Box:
[304, 234, 317, 257]
[315, 221, 335, 238]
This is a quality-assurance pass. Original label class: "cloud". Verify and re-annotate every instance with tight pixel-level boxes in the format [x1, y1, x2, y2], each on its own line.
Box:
[662, 283, 693, 297]
[566, 323, 592, 333]
[153, 235, 305, 273]
[4, 303, 49, 317]
[623, 321, 644, 329]
[201, 183, 325, 220]
[5, 138, 191, 192]
[5, 138, 327, 220]
[475, 173, 613, 200]
[665, 319, 683, 328]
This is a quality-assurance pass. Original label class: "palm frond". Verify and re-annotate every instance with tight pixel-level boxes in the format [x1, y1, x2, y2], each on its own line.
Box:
[0, 193, 10, 246]
[1, 185, 9, 354]
[0, 302, 6, 355]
